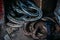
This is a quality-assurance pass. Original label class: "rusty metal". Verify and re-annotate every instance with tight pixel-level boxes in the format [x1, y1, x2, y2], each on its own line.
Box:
[23, 17, 56, 40]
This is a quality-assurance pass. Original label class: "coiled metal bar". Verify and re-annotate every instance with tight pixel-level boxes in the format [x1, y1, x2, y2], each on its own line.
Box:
[18, 0, 39, 16]
[7, 0, 42, 22]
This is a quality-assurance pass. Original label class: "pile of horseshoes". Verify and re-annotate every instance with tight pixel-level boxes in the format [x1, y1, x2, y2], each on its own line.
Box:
[6, 0, 60, 40]
[23, 17, 56, 40]
[7, 0, 42, 24]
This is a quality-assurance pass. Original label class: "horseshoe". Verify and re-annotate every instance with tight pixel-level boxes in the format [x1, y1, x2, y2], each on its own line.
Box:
[7, 0, 42, 22]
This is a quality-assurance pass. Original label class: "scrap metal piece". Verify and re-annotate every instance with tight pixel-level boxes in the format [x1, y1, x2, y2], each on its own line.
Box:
[6, 22, 24, 27]
[4, 34, 11, 40]
[7, 0, 42, 22]
[23, 17, 56, 40]
[54, 7, 60, 25]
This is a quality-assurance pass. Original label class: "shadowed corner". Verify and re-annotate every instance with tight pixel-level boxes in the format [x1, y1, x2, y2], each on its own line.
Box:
[0, 0, 5, 40]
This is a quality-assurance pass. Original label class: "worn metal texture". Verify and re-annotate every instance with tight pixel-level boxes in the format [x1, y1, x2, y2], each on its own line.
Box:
[3, 0, 60, 40]
[54, 0, 60, 25]
[23, 17, 56, 40]
[6, 0, 42, 22]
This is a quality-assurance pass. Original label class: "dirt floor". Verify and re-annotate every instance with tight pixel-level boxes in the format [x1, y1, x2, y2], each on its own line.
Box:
[12, 28, 33, 40]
